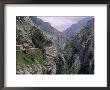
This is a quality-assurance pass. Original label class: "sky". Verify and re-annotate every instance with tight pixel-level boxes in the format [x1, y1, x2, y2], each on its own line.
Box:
[37, 16, 87, 32]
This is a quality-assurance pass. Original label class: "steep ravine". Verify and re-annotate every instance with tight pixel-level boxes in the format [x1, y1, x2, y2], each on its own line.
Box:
[16, 16, 94, 74]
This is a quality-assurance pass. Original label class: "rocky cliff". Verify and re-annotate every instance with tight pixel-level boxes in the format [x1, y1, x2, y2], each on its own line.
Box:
[63, 18, 94, 74]
[16, 16, 59, 74]
[64, 17, 93, 39]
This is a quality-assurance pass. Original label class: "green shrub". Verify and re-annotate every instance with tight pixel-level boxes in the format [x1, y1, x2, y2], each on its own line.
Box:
[16, 49, 44, 65]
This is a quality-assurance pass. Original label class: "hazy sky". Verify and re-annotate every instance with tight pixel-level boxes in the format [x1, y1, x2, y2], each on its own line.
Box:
[38, 16, 87, 32]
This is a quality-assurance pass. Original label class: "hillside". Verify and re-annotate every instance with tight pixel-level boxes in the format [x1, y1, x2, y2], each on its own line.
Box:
[64, 17, 93, 39]
[29, 16, 67, 51]
[16, 16, 59, 74]
[63, 18, 94, 74]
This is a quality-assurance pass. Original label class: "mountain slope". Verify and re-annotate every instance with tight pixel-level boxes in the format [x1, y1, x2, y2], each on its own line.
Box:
[63, 18, 94, 74]
[64, 17, 93, 39]
[29, 16, 67, 51]
[16, 16, 59, 74]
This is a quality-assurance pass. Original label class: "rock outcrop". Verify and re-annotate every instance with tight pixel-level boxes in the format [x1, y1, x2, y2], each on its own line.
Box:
[16, 16, 59, 74]
[44, 45, 58, 74]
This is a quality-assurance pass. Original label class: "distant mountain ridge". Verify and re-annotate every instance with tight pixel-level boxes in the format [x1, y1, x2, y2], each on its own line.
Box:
[64, 17, 93, 39]
[28, 16, 66, 51]
[30, 16, 59, 33]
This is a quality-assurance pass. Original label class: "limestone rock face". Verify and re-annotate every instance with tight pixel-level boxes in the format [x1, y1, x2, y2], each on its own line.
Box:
[64, 18, 94, 74]
[43, 45, 58, 74]
[44, 45, 58, 57]
[16, 63, 43, 74]
[16, 16, 59, 74]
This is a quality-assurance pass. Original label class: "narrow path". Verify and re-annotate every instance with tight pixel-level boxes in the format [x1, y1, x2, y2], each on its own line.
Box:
[16, 48, 57, 59]
[16, 48, 38, 51]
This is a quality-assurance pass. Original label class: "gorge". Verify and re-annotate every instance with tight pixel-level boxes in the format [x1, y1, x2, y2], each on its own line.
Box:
[16, 16, 94, 74]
